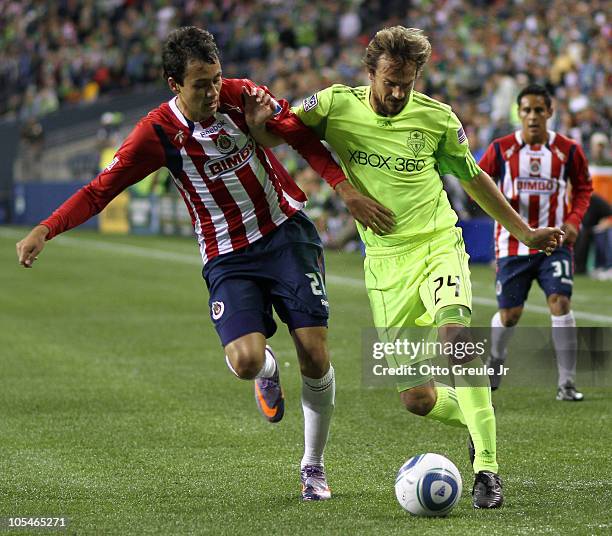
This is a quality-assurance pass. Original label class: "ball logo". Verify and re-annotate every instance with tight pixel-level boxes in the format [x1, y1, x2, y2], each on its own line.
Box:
[211, 301, 225, 320]
[434, 485, 446, 497]
[421, 472, 459, 511]
[214, 133, 236, 154]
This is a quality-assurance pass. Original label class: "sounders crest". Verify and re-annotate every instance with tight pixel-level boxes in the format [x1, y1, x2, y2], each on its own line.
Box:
[407, 130, 426, 157]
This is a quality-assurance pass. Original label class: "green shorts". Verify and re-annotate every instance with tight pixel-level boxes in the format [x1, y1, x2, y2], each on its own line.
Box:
[364, 227, 472, 390]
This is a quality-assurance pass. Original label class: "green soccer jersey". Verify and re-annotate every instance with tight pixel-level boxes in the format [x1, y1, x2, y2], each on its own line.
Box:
[293, 85, 482, 248]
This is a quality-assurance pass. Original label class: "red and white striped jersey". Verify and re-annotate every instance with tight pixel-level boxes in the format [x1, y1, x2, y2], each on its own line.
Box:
[479, 130, 592, 259]
[41, 78, 346, 264]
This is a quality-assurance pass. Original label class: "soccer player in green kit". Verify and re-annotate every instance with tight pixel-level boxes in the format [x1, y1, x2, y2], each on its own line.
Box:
[244, 26, 563, 508]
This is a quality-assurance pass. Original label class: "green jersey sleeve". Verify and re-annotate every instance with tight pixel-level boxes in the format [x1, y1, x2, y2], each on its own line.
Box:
[435, 111, 481, 181]
[292, 87, 335, 139]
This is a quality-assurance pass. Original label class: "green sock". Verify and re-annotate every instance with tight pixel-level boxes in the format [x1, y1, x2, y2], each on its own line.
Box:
[455, 386, 498, 473]
[425, 384, 466, 428]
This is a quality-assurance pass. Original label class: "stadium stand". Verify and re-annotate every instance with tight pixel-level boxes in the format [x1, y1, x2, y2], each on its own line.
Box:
[1, 0, 610, 257]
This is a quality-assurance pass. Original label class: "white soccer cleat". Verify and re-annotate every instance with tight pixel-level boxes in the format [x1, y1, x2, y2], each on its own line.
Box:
[556, 381, 584, 401]
[300, 465, 331, 501]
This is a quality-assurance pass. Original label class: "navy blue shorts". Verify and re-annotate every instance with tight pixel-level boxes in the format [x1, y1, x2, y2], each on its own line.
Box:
[495, 247, 574, 309]
[202, 212, 329, 346]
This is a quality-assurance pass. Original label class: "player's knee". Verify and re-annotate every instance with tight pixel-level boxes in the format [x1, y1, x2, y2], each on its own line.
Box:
[299, 348, 329, 378]
[548, 294, 571, 316]
[500, 307, 522, 327]
[400, 386, 436, 416]
[293, 327, 330, 378]
[226, 348, 265, 379]
[438, 323, 470, 348]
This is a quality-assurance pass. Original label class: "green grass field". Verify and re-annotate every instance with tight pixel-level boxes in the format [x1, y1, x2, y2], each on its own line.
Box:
[1, 227, 611, 535]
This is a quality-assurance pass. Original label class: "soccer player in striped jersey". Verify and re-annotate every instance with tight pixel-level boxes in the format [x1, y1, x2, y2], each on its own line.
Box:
[15, 26, 395, 501]
[247, 26, 566, 509]
[479, 84, 592, 400]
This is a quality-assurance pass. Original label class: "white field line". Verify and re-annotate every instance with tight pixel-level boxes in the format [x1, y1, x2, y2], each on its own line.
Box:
[3, 228, 611, 324]
[470, 278, 608, 305]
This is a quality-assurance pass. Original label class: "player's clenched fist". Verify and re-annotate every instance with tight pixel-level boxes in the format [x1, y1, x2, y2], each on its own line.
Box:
[242, 85, 277, 128]
[335, 181, 395, 235]
[16, 225, 48, 268]
[523, 226, 564, 256]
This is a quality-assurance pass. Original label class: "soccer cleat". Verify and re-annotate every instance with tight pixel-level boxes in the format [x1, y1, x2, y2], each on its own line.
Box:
[556, 381, 584, 401]
[472, 471, 504, 509]
[300, 465, 331, 501]
[254, 346, 284, 423]
[486, 355, 506, 391]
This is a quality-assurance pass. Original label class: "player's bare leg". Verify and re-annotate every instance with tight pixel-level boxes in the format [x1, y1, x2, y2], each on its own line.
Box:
[225, 332, 285, 422]
[487, 306, 523, 390]
[400, 382, 437, 416]
[291, 326, 334, 500]
[400, 380, 467, 429]
[548, 294, 583, 401]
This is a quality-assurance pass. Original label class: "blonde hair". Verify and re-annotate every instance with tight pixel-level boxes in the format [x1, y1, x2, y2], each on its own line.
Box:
[364, 26, 432, 73]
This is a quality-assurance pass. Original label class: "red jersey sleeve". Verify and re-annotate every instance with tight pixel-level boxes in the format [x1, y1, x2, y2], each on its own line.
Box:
[565, 143, 593, 229]
[41, 119, 166, 239]
[478, 142, 500, 179]
[238, 79, 347, 188]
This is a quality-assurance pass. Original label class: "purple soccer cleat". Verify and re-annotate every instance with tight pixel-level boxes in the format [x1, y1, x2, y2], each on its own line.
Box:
[254, 346, 284, 423]
[300, 465, 331, 501]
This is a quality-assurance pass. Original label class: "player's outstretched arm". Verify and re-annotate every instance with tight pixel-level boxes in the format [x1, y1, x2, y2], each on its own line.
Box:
[462, 171, 564, 255]
[14, 118, 165, 269]
[16, 225, 49, 268]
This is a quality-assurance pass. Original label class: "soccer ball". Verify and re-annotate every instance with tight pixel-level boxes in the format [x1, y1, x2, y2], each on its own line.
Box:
[394, 453, 462, 516]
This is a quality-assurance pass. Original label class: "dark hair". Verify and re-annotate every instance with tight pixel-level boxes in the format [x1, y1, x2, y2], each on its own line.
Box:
[516, 84, 552, 109]
[363, 26, 432, 74]
[162, 26, 220, 84]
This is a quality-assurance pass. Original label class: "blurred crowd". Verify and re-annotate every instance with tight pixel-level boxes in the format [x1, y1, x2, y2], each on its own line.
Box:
[3, 0, 610, 249]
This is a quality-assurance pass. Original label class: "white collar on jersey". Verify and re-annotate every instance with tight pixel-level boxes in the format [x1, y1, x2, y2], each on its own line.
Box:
[515, 129, 556, 147]
[169, 96, 191, 128]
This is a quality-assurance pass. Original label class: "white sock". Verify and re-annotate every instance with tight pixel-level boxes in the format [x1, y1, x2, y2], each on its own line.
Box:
[551, 312, 577, 387]
[490, 311, 515, 362]
[224, 345, 277, 379]
[255, 346, 277, 379]
[301, 365, 335, 469]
